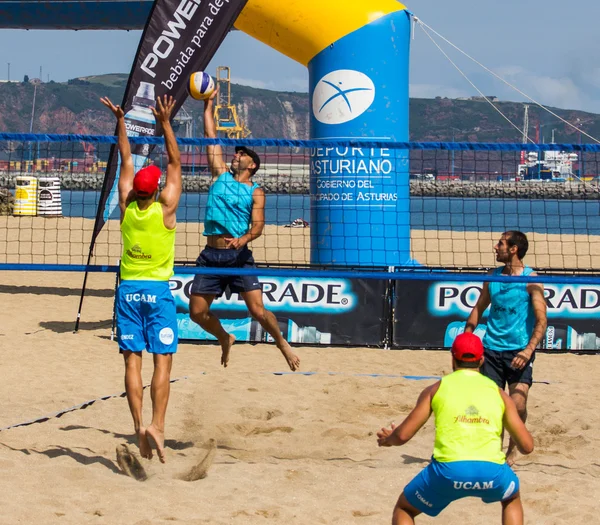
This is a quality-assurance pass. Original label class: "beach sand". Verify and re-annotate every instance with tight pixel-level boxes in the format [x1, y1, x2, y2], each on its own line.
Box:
[0, 270, 598, 524]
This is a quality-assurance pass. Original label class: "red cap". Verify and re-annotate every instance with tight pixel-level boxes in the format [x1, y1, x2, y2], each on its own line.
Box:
[451, 332, 484, 362]
[133, 165, 161, 196]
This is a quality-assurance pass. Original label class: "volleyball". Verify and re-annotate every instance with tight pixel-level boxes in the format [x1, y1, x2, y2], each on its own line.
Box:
[187, 71, 215, 100]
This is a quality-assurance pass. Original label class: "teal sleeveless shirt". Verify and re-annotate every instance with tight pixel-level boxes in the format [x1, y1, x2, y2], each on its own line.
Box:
[482, 266, 535, 351]
[204, 172, 259, 238]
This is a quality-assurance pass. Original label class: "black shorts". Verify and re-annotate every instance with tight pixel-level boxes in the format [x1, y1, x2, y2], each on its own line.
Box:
[190, 246, 262, 297]
[481, 348, 535, 389]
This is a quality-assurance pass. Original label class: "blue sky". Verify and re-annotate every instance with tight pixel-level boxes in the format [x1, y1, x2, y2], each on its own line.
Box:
[0, 0, 599, 112]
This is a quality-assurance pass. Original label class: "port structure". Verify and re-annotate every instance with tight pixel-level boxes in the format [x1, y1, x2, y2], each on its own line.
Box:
[214, 66, 251, 139]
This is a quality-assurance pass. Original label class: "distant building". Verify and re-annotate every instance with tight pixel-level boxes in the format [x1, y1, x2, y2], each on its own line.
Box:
[470, 95, 499, 102]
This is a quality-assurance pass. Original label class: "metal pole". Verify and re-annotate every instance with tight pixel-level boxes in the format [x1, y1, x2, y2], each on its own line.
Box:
[29, 84, 37, 133]
[29, 84, 37, 162]
[451, 130, 455, 179]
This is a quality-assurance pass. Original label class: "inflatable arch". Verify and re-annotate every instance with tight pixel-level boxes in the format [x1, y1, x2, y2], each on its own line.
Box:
[237, 0, 412, 267]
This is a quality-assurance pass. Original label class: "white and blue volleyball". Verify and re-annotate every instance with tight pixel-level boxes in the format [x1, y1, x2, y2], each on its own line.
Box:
[187, 71, 215, 100]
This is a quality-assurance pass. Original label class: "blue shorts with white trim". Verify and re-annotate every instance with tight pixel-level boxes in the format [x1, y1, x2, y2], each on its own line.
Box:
[403, 459, 519, 517]
[116, 280, 178, 354]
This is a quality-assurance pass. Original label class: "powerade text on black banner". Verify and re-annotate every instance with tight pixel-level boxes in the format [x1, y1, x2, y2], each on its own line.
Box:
[394, 279, 600, 351]
[170, 274, 387, 346]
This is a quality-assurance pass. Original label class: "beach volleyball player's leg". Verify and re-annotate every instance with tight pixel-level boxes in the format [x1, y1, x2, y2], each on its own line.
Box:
[189, 248, 236, 367]
[143, 283, 178, 463]
[116, 282, 152, 460]
[117, 282, 178, 463]
[234, 248, 300, 371]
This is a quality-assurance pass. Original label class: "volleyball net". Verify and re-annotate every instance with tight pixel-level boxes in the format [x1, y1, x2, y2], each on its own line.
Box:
[3, 134, 600, 350]
[1, 134, 599, 272]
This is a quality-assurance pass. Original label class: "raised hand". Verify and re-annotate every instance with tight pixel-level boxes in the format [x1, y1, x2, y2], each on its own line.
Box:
[100, 97, 124, 119]
[205, 85, 219, 106]
[151, 95, 176, 124]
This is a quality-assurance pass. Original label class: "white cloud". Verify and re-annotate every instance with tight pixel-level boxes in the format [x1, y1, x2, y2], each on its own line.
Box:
[489, 65, 593, 112]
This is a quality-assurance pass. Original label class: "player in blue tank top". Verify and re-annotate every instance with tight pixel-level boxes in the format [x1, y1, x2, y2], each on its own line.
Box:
[189, 86, 300, 372]
[465, 231, 547, 466]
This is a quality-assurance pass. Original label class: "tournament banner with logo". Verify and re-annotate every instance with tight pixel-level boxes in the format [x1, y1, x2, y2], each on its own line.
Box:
[90, 0, 248, 251]
[170, 274, 389, 346]
[308, 9, 411, 267]
[394, 280, 600, 351]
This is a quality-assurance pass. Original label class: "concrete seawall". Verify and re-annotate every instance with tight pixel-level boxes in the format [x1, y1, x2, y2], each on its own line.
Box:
[1, 173, 599, 199]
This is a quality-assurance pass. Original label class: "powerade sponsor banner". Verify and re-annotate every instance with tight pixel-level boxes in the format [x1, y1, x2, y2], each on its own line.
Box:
[170, 274, 388, 346]
[90, 0, 247, 250]
[394, 280, 600, 351]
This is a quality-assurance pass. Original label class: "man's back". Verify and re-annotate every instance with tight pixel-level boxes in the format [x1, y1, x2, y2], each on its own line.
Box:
[432, 369, 505, 464]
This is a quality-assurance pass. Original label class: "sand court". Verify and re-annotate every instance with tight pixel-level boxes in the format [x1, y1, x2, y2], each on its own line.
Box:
[0, 271, 598, 524]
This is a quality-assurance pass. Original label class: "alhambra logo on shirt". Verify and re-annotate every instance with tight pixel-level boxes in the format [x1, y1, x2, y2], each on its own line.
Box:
[126, 243, 152, 260]
[454, 405, 489, 425]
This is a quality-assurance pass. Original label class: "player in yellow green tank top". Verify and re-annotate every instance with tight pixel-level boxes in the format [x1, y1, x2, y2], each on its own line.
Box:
[377, 333, 534, 525]
[101, 94, 182, 470]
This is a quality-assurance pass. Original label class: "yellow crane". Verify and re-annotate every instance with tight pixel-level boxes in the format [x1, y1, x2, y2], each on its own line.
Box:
[214, 66, 251, 139]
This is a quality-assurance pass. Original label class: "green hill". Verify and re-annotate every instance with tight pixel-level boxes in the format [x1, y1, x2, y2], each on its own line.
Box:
[0, 74, 597, 143]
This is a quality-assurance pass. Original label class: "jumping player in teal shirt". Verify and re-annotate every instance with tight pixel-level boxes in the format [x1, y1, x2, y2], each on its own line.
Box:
[189, 86, 300, 372]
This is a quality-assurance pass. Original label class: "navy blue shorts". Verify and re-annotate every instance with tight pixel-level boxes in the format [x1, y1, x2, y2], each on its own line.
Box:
[116, 281, 178, 354]
[190, 246, 262, 297]
[481, 348, 535, 389]
[404, 460, 519, 517]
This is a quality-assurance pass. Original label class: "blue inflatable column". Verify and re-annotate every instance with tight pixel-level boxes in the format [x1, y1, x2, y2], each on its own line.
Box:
[308, 11, 412, 267]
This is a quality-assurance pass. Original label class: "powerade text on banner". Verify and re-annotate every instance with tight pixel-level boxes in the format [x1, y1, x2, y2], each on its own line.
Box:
[90, 0, 248, 250]
[170, 274, 388, 346]
[309, 10, 411, 266]
[394, 279, 600, 351]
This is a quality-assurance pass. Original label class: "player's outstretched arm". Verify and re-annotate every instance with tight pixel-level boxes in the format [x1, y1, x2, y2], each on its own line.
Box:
[154, 95, 181, 218]
[377, 383, 438, 447]
[204, 86, 228, 180]
[100, 97, 133, 215]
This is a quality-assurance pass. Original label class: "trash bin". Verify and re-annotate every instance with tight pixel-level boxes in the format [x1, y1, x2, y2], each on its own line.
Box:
[13, 176, 38, 216]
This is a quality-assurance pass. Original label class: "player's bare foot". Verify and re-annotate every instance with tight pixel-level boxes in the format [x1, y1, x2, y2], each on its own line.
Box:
[506, 436, 522, 466]
[137, 427, 153, 460]
[146, 424, 166, 463]
[219, 333, 236, 367]
[279, 342, 300, 371]
[506, 447, 519, 467]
